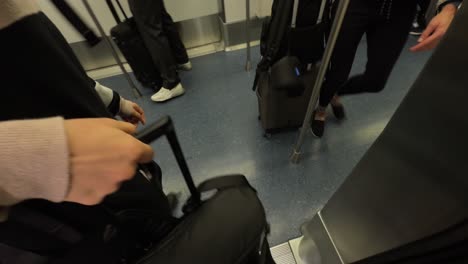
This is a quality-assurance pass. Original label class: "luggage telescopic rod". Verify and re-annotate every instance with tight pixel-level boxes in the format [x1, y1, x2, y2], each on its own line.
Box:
[82, 0, 142, 98]
[290, 0, 350, 164]
[245, 0, 252, 71]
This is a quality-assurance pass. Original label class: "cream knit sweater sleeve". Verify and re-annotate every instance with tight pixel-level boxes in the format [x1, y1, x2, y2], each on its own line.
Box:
[0, 117, 69, 210]
[0, 0, 40, 30]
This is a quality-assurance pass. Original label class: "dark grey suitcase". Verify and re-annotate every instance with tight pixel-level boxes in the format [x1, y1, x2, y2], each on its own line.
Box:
[257, 66, 318, 136]
[256, 0, 328, 136]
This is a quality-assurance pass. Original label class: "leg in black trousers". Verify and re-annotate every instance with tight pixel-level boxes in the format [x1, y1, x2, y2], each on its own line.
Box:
[313, 0, 417, 137]
[417, 0, 431, 29]
[337, 3, 416, 96]
[129, 0, 185, 89]
[161, 7, 189, 65]
[318, 0, 371, 108]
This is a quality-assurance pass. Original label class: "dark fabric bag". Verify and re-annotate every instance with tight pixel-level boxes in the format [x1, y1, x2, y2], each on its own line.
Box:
[256, 0, 329, 76]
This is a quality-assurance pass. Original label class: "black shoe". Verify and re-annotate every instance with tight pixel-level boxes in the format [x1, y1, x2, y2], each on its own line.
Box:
[331, 103, 346, 120]
[311, 115, 325, 138]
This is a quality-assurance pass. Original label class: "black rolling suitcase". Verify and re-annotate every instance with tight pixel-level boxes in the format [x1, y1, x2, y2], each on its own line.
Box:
[0, 117, 275, 264]
[132, 117, 276, 264]
[254, 0, 329, 135]
[106, 0, 162, 90]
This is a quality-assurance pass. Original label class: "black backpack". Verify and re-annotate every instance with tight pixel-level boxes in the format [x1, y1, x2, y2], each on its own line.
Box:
[0, 117, 275, 264]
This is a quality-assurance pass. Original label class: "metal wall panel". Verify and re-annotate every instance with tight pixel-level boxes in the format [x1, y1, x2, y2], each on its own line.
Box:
[72, 15, 221, 71]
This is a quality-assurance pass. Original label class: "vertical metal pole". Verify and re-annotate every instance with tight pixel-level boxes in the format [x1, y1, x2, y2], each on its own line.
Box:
[290, 0, 350, 164]
[82, 0, 142, 98]
[245, 0, 252, 71]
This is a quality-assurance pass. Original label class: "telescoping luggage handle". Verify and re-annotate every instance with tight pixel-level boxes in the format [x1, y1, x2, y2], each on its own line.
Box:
[106, 0, 130, 24]
[136, 116, 202, 207]
[51, 0, 100, 46]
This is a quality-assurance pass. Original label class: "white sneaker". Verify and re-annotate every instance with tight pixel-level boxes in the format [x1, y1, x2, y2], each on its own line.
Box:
[177, 61, 192, 71]
[151, 83, 185, 102]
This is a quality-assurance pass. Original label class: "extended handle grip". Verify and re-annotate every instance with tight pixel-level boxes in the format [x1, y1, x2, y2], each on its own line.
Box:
[106, 0, 129, 24]
[136, 116, 201, 205]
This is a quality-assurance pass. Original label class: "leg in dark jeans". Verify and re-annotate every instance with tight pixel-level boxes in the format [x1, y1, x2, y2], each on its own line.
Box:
[129, 0, 180, 89]
[337, 4, 417, 96]
[161, 6, 189, 65]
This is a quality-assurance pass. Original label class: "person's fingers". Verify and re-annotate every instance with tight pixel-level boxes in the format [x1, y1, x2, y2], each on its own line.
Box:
[135, 141, 154, 163]
[410, 32, 440, 52]
[100, 118, 136, 135]
[132, 104, 146, 125]
[133, 104, 146, 125]
[113, 120, 138, 134]
[410, 42, 424, 52]
[133, 104, 144, 115]
[419, 20, 438, 42]
[410, 42, 425, 52]
[97, 118, 137, 134]
[131, 107, 143, 119]
[141, 113, 146, 125]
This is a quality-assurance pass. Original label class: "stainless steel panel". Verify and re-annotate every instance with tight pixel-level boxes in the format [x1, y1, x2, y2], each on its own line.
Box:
[301, 215, 342, 264]
[73, 15, 222, 71]
[291, 236, 323, 264]
[220, 16, 264, 49]
[176, 14, 221, 49]
[71, 39, 125, 71]
[317, 148, 466, 263]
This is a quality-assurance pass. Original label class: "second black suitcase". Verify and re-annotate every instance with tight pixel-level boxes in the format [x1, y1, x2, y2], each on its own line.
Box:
[106, 0, 162, 90]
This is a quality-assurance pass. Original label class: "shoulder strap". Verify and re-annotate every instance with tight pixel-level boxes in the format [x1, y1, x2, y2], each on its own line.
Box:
[197, 175, 252, 193]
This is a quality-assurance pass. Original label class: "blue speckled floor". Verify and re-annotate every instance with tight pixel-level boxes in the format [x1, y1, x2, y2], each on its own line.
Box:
[98, 36, 431, 246]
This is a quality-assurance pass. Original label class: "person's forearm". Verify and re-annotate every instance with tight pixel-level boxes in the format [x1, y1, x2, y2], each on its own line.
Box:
[439, 0, 462, 11]
[0, 117, 69, 207]
[440, 3, 458, 17]
[94, 81, 121, 116]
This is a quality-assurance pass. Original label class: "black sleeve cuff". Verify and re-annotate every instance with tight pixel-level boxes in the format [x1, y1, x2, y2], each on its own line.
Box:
[107, 91, 121, 116]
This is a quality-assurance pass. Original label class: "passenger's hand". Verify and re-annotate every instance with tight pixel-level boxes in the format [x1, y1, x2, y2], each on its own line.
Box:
[119, 98, 146, 125]
[410, 4, 457, 52]
[64, 118, 153, 205]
